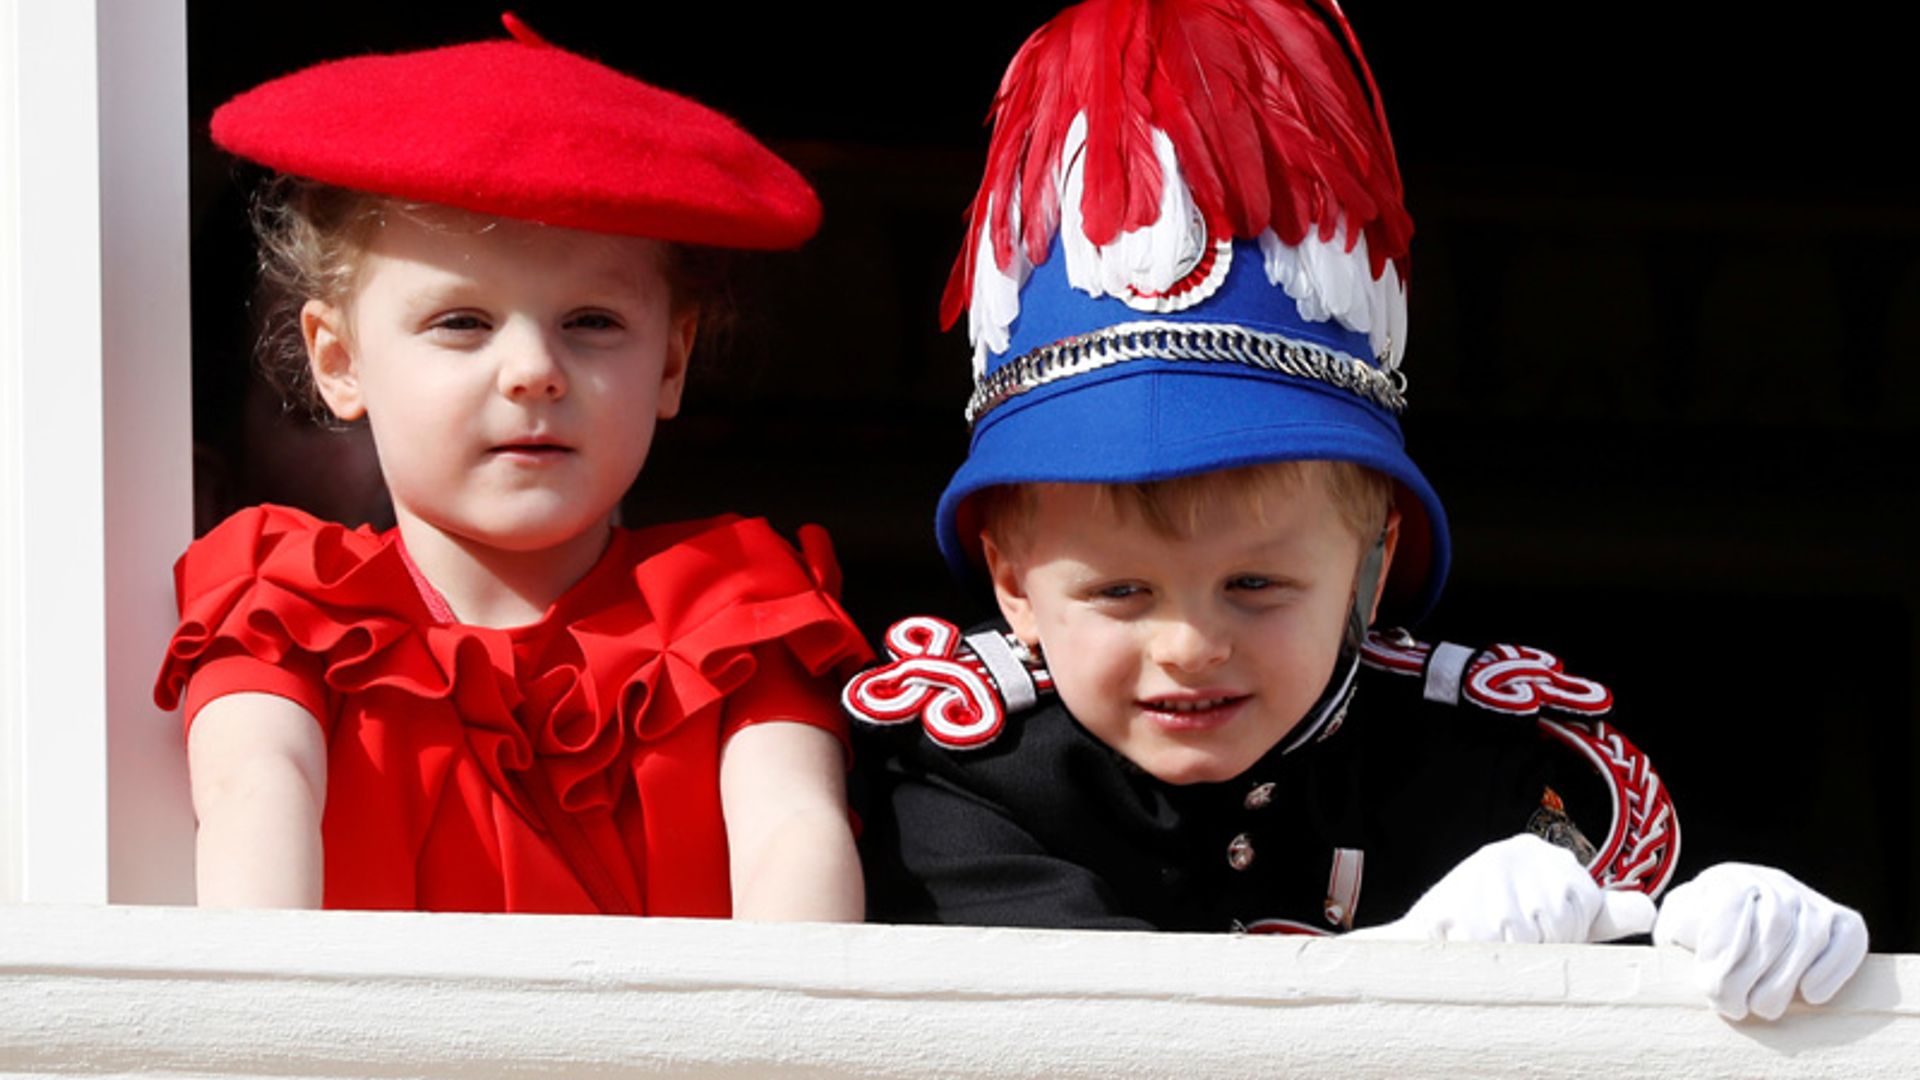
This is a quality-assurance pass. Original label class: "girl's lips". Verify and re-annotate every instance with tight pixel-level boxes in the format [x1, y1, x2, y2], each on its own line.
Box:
[1137, 694, 1250, 733]
[488, 442, 574, 461]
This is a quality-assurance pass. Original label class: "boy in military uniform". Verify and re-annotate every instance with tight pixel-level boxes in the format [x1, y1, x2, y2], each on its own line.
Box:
[848, 0, 1867, 1021]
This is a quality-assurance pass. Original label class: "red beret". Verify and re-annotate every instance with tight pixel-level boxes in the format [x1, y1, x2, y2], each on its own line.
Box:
[210, 14, 819, 249]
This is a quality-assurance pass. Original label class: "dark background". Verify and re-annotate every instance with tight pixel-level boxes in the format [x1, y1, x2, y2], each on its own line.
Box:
[187, 3, 1920, 949]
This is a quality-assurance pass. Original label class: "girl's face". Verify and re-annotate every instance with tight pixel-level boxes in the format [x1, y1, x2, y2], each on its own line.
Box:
[303, 210, 693, 560]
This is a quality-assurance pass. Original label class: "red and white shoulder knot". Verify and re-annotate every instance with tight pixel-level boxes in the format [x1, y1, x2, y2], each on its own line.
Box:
[1361, 628, 1681, 898]
[841, 616, 1052, 751]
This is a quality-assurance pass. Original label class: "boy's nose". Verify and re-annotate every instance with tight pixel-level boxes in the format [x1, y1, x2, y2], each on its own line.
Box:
[1149, 616, 1231, 672]
[497, 327, 568, 400]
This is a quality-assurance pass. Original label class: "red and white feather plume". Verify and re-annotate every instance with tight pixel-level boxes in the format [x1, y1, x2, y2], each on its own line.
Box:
[943, 0, 1413, 376]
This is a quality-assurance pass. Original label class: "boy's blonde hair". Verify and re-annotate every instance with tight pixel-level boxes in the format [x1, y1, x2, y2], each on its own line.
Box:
[979, 460, 1394, 556]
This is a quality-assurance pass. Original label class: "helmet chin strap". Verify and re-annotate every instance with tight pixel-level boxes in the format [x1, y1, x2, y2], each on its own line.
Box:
[1277, 531, 1389, 756]
[1346, 530, 1389, 650]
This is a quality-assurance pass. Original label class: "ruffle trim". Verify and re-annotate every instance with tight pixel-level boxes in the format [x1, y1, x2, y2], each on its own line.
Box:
[156, 505, 872, 816]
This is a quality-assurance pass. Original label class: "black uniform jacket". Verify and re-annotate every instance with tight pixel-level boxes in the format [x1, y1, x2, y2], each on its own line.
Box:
[853, 627, 1658, 935]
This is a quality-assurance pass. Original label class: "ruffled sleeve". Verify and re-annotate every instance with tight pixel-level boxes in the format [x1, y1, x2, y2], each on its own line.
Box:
[153, 504, 428, 733]
[719, 643, 849, 741]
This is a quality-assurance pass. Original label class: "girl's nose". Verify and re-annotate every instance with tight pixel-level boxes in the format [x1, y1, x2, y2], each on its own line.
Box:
[1149, 615, 1231, 672]
[497, 327, 567, 401]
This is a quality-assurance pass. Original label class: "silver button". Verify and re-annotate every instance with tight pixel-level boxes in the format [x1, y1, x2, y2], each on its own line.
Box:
[1227, 833, 1255, 871]
[1243, 782, 1275, 810]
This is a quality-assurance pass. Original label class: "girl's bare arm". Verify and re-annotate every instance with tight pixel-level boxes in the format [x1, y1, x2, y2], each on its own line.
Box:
[186, 693, 327, 908]
[720, 721, 863, 922]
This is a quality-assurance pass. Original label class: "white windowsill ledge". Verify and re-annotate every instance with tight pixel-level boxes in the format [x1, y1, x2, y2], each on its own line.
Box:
[2, 904, 1916, 1078]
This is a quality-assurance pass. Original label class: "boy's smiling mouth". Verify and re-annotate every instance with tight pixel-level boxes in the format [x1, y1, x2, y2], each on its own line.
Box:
[1137, 693, 1250, 731]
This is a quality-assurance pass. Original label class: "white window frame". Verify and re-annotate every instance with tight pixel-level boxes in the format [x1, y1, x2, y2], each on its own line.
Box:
[1, 0, 195, 904]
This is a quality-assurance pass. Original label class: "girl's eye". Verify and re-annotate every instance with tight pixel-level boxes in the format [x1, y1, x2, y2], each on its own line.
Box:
[566, 310, 624, 332]
[1227, 575, 1275, 592]
[428, 312, 490, 334]
[1092, 582, 1147, 601]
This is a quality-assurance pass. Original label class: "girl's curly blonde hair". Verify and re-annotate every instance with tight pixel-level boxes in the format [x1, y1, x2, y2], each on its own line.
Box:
[248, 176, 388, 420]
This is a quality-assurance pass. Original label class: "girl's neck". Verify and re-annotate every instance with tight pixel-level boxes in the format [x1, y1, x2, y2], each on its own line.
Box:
[394, 515, 614, 629]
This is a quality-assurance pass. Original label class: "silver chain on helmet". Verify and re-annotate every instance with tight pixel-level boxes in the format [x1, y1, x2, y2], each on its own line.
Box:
[965, 320, 1408, 425]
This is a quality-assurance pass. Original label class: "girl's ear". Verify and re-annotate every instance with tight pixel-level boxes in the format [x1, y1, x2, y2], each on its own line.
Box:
[981, 531, 1039, 648]
[303, 299, 364, 421]
[654, 308, 698, 420]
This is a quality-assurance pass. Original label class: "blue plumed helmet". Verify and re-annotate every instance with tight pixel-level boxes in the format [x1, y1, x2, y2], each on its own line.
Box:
[935, 0, 1449, 620]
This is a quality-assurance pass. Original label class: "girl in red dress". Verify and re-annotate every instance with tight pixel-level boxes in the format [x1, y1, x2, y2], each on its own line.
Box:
[153, 16, 871, 918]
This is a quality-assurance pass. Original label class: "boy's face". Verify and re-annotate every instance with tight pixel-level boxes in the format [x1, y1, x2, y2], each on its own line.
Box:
[984, 475, 1393, 785]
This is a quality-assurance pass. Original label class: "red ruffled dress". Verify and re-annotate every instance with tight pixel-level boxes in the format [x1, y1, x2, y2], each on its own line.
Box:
[154, 505, 872, 915]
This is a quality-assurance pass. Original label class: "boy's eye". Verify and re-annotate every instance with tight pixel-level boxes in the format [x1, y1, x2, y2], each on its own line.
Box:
[1092, 582, 1147, 601]
[1227, 575, 1302, 606]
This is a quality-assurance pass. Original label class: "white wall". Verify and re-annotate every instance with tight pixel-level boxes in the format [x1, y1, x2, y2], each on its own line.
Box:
[0, 0, 109, 906]
[0, 0, 195, 905]
[0, 0, 25, 906]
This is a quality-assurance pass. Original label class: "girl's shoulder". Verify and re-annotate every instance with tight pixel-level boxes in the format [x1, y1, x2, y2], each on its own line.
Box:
[172, 503, 393, 599]
[616, 513, 851, 609]
[581, 513, 871, 694]
[155, 504, 421, 713]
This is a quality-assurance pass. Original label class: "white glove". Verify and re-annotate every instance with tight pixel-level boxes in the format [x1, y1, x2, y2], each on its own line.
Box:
[1653, 862, 1869, 1021]
[1350, 834, 1655, 943]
